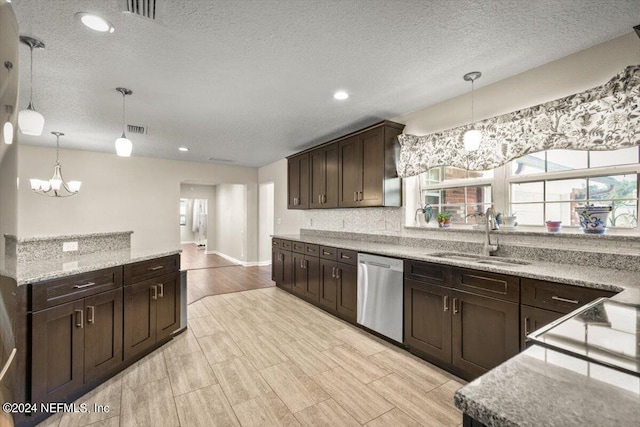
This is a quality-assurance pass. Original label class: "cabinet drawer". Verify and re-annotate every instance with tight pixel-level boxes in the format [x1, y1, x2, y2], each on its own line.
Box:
[272, 239, 281, 249]
[521, 278, 616, 314]
[337, 249, 357, 265]
[304, 244, 320, 256]
[404, 260, 451, 286]
[452, 268, 519, 303]
[292, 241, 306, 254]
[320, 246, 338, 260]
[281, 240, 292, 250]
[124, 254, 180, 285]
[32, 267, 123, 311]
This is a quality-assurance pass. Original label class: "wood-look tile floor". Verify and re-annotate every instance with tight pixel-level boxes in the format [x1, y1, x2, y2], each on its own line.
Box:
[38, 288, 464, 427]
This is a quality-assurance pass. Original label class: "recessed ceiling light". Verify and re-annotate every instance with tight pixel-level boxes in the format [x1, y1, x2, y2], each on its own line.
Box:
[178, 147, 189, 152]
[333, 91, 349, 100]
[76, 12, 115, 33]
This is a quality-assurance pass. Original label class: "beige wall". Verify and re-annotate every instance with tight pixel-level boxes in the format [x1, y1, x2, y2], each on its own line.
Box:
[17, 145, 259, 256]
[257, 158, 301, 235]
[214, 184, 247, 262]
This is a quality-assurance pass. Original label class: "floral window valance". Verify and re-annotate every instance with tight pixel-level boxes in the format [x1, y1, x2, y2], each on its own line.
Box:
[396, 65, 640, 178]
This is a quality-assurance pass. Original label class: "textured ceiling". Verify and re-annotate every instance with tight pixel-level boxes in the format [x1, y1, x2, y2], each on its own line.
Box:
[11, 0, 640, 167]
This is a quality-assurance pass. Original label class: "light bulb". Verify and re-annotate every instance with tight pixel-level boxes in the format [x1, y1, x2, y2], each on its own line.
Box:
[18, 107, 45, 136]
[3, 121, 13, 144]
[115, 136, 132, 157]
[463, 129, 482, 151]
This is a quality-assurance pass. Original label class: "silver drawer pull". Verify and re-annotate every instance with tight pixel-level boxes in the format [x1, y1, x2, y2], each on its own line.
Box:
[551, 296, 579, 304]
[87, 306, 95, 324]
[323, 251, 331, 255]
[443, 295, 449, 312]
[148, 265, 164, 271]
[158, 283, 164, 298]
[73, 282, 96, 289]
[341, 254, 351, 259]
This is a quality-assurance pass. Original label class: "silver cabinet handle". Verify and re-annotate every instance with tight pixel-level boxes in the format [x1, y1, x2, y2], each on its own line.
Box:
[304, 259, 308, 269]
[151, 285, 158, 300]
[443, 295, 449, 312]
[318, 195, 322, 204]
[353, 191, 357, 202]
[87, 306, 95, 324]
[336, 268, 341, 279]
[453, 298, 459, 315]
[332, 267, 336, 278]
[323, 195, 327, 203]
[73, 282, 96, 289]
[358, 191, 363, 201]
[158, 283, 165, 298]
[341, 254, 351, 260]
[323, 250, 331, 255]
[524, 317, 530, 336]
[551, 296, 579, 304]
[75, 309, 84, 328]
[148, 265, 164, 271]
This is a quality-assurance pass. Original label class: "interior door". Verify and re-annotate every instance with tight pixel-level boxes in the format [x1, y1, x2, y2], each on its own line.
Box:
[338, 136, 361, 207]
[84, 288, 123, 383]
[123, 280, 157, 360]
[156, 272, 180, 342]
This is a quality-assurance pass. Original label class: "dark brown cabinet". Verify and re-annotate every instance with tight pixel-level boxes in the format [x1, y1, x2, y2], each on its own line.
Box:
[31, 286, 123, 405]
[287, 120, 405, 210]
[288, 153, 309, 209]
[520, 305, 563, 350]
[291, 252, 319, 303]
[124, 271, 180, 360]
[317, 247, 357, 322]
[335, 262, 357, 322]
[272, 247, 293, 291]
[319, 259, 338, 311]
[310, 144, 338, 209]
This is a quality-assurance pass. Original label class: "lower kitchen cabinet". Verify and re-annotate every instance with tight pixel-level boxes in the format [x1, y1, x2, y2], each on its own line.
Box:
[291, 252, 320, 303]
[318, 250, 357, 322]
[272, 248, 293, 290]
[124, 272, 179, 360]
[451, 289, 519, 379]
[520, 305, 564, 349]
[319, 259, 338, 311]
[336, 263, 357, 322]
[31, 287, 123, 404]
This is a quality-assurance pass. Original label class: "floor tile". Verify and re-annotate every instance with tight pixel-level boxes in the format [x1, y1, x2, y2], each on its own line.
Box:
[322, 345, 389, 384]
[294, 399, 360, 427]
[365, 408, 421, 427]
[237, 307, 280, 324]
[188, 315, 226, 338]
[121, 377, 179, 427]
[368, 373, 461, 426]
[83, 416, 120, 427]
[312, 367, 393, 424]
[232, 391, 300, 427]
[162, 328, 202, 360]
[59, 375, 122, 427]
[225, 317, 263, 343]
[35, 413, 63, 427]
[175, 384, 239, 427]
[331, 328, 387, 356]
[212, 357, 272, 406]
[165, 351, 218, 396]
[369, 349, 451, 392]
[201, 294, 231, 308]
[198, 331, 245, 364]
[295, 324, 345, 351]
[279, 340, 338, 376]
[236, 335, 289, 370]
[257, 320, 305, 347]
[187, 300, 212, 320]
[208, 304, 243, 325]
[122, 351, 168, 391]
[259, 362, 329, 413]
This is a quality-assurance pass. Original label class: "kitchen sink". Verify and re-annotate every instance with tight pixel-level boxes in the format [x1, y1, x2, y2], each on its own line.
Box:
[429, 252, 530, 266]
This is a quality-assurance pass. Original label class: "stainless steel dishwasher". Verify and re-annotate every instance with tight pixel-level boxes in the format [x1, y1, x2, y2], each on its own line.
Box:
[357, 253, 404, 343]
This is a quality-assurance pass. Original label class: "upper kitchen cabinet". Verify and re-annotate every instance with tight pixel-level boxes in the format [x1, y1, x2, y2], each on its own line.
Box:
[288, 153, 310, 209]
[287, 120, 405, 210]
[309, 144, 339, 208]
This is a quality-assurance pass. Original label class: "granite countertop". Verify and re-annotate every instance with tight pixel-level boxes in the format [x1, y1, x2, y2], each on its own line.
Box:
[272, 234, 639, 296]
[454, 345, 640, 427]
[12, 248, 181, 285]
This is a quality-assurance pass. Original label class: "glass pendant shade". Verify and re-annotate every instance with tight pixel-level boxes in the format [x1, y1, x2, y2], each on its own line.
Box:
[115, 134, 132, 157]
[18, 103, 45, 136]
[463, 129, 482, 151]
[3, 121, 13, 144]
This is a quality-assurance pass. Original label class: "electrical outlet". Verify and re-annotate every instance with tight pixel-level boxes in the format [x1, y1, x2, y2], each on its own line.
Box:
[277, 218, 282, 225]
[63, 241, 78, 252]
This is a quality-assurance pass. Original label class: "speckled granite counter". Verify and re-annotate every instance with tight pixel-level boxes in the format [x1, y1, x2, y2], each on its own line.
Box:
[454, 345, 640, 427]
[272, 234, 640, 296]
[12, 248, 181, 285]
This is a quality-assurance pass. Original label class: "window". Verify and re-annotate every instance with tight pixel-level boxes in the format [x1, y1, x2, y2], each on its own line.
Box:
[420, 166, 493, 224]
[509, 148, 639, 228]
[179, 199, 187, 226]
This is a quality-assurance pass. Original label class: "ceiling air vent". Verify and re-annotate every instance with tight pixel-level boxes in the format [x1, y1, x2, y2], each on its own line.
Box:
[208, 157, 236, 163]
[127, 124, 146, 135]
[125, 0, 157, 20]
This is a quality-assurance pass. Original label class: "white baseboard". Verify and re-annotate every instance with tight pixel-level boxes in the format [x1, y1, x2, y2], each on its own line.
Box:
[205, 251, 272, 267]
[181, 241, 196, 244]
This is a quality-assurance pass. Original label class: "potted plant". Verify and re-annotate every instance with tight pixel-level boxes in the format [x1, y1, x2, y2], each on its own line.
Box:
[437, 211, 451, 228]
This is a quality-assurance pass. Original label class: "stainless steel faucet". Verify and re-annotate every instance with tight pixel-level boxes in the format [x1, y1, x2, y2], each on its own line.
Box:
[483, 207, 499, 256]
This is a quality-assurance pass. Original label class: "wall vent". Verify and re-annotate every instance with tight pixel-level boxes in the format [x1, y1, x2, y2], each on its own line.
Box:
[127, 124, 146, 135]
[208, 157, 235, 163]
[125, 0, 157, 20]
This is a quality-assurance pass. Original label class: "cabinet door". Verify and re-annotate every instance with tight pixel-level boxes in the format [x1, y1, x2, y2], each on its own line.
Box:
[319, 260, 337, 311]
[288, 154, 309, 209]
[271, 248, 279, 282]
[452, 290, 519, 379]
[282, 250, 293, 290]
[156, 272, 180, 342]
[336, 263, 358, 322]
[84, 288, 123, 383]
[338, 136, 361, 208]
[521, 305, 563, 350]
[309, 148, 325, 209]
[404, 279, 452, 365]
[124, 280, 157, 360]
[324, 143, 339, 208]
[291, 253, 306, 297]
[359, 127, 385, 206]
[31, 300, 85, 404]
[304, 256, 320, 303]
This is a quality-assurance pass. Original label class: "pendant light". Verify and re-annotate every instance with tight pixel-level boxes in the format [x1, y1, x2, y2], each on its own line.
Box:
[462, 71, 482, 152]
[115, 87, 133, 157]
[18, 36, 46, 136]
[30, 132, 82, 197]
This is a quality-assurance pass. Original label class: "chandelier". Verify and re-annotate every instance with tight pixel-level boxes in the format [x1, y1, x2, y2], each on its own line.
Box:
[30, 132, 81, 197]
